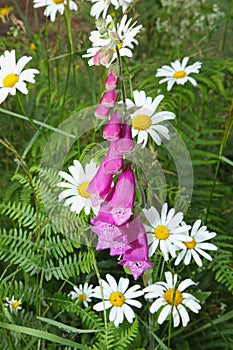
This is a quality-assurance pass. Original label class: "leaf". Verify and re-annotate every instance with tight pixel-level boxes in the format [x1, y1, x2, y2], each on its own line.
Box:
[37, 317, 100, 334]
[0, 322, 90, 349]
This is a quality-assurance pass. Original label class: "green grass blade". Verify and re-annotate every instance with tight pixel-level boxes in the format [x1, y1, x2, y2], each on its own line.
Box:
[37, 316, 100, 333]
[0, 322, 90, 349]
[0, 108, 75, 138]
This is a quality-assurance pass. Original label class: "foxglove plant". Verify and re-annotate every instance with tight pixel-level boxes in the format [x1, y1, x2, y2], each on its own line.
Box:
[54, 0, 218, 340]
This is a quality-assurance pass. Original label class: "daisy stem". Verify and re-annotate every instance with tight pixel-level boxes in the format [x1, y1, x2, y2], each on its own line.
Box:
[16, 94, 47, 140]
[65, 3, 77, 111]
[116, 45, 127, 118]
[90, 249, 109, 335]
[205, 97, 233, 223]
[123, 57, 134, 100]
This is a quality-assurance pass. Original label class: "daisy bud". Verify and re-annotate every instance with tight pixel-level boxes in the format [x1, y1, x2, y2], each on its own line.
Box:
[102, 89, 118, 107]
[115, 122, 134, 154]
[95, 101, 111, 119]
[96, 18, 106, 30]
[103, 111, 122, 140]
[105, 71, 119, 90]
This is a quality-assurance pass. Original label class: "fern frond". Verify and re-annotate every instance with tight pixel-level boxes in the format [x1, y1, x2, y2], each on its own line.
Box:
[115, 319, 139, 350]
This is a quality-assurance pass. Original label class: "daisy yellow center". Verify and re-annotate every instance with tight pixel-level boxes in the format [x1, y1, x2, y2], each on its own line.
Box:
[78, 293, 87, 301]
[132, 114, 151, 131]
[173, 70, 186, 79]
[3, 73, 19, 88]
[110, 291, 125, 307]
[154, 225, 169, 240]
[11, 300, 20, 309]
[113, 42, 123, 52]
[184, 238, 196, 249]
[0, 6, 12, 17]
[53, 0, 64, 4]
[164, 288, 183, 306]
[78, 181, 91, 198]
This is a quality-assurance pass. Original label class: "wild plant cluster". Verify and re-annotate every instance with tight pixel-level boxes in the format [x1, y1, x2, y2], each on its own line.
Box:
[0, 0, 232, 349]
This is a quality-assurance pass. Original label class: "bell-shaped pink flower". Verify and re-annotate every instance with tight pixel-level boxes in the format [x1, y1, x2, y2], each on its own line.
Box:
[115, 122, 134, 155]
[91, 165, 135, 226]
[86, 160, 113, 202]
[103, 141, 123, 174]
[118, 216, 153, 280]
[103, 111, 122, 141]
[105, 71, 118, 90]
[95, 101, 111, 119]
[90, 221, 131, 256]
[102, 89, 118, 108]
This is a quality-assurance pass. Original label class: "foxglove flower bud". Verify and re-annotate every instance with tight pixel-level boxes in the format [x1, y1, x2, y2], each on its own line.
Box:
[115, 122, 134, 154]
[95, 101, 111, 119]
[100, 47, 114, 67]
[103, 111, 122, 140]
[87, 160, 113, 201]
[102, 89, 118, 107]
[103, 141, 123, 174]
[105, 71, 119, 90]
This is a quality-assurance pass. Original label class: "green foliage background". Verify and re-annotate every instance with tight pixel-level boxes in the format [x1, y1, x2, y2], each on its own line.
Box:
[0, 0, 233, 349]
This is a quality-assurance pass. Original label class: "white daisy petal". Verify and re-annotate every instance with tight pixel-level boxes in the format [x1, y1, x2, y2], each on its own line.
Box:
[178, 279, 196, 292]
[33, 0, 78, 22]
[122, 304, 135, 323]
[177, 304, 190, 327]
[158, 304, 172, 325]
[106, 274, 118, 291]
[172, 307, 180, 327]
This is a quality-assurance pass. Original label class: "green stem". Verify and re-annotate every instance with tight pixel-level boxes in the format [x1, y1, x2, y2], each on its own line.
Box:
[65, 2, 77, 111]
[205, 98, 233, 223]
[116, 45, 127, 118]
[123, 57, 133, 99]
[219, 0, 233, 56]
[45, 15, 52, 122]
[90, 249, 109, 348]
[16, 94, 47, 140]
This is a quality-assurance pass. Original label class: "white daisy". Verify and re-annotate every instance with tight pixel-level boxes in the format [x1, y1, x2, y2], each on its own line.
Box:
[144, 271, 201, 327]
[93, 273, 144, 327]
[156, 57, 202, 91]
[90, 0, 111, 19]
[69, 283, 95, 308]
[4, 296, 22, 313]
[0, 50, 39, 104]
[175, 219, 218, 267]
[57, 159, 100, 215]
[112, 0, 133, 12]
[125, 90, 175, 147]
[83, 15, 142, 67]
[142, 203, 192, 261]
[33, 0, 78, 22]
